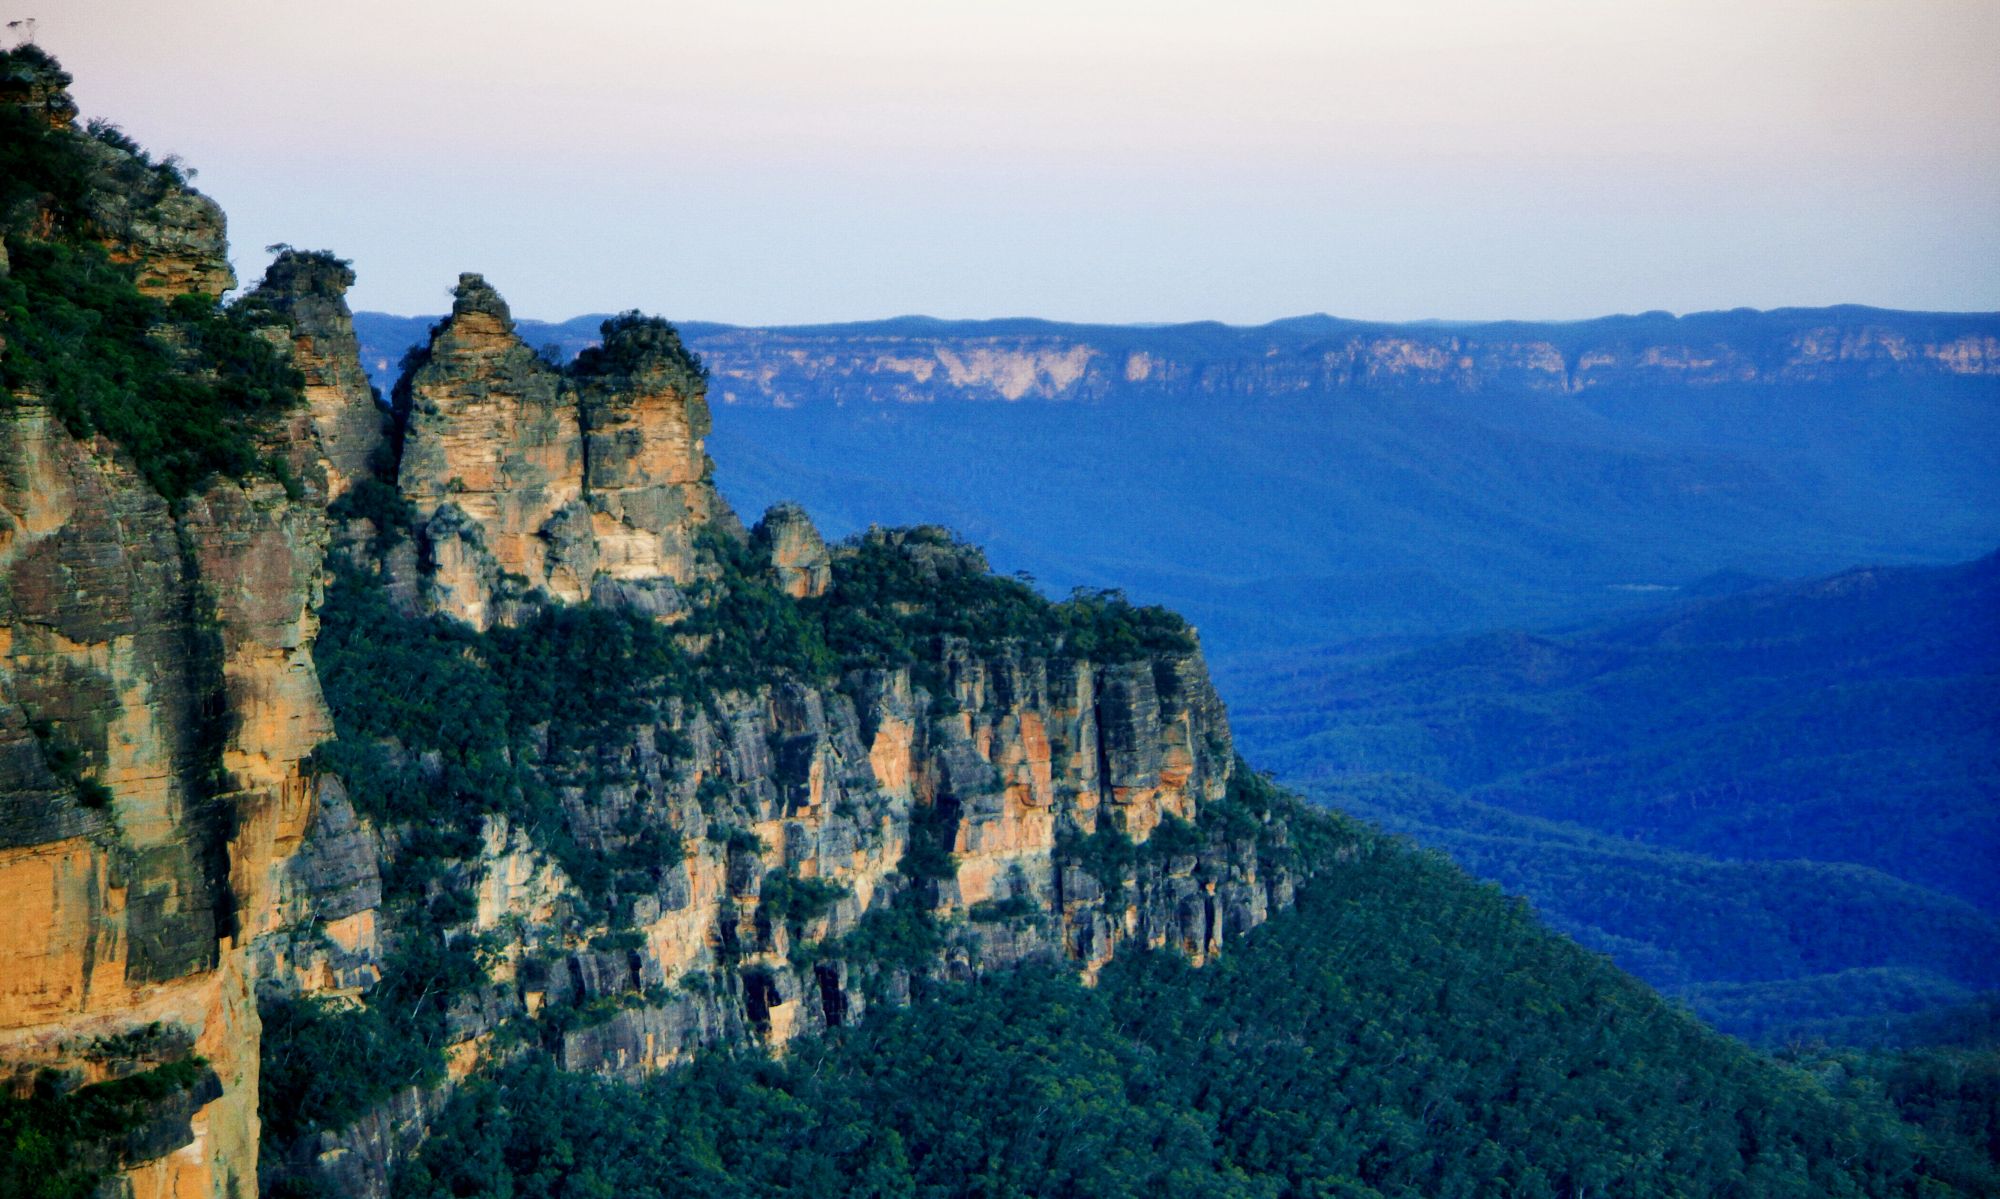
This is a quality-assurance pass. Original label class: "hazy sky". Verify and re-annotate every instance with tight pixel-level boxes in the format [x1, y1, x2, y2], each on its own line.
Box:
[29, 0, 2000, 324]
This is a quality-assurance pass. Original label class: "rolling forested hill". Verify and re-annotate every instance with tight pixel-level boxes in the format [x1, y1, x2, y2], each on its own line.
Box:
[1227, 553, 2000, 1044]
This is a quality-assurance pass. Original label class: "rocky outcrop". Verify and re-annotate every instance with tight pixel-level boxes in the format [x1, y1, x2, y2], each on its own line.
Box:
[84, 150, 235, 300]
[574, 313, 738, 599]
[754, 502, 831, 599]
[1, 46, 232, 300]
[256, 250, 386, 500]
[250, 397, 1293, 1198]
[394, 278, 735, 628]
[395, 274, 581, 628]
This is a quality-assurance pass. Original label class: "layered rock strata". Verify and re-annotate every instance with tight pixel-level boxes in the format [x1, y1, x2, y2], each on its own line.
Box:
[669, 312, 2000, 409]
[0, 236, 333, 1199]
[258, 250, 386, 501]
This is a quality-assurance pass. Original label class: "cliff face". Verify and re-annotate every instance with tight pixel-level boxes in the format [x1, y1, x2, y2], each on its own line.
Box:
[260, 252, 384, 501]
[0, 101, 333, 1199]
[263, 276, 1295, 1196]
[2, 52, 1297, 1199]
[274, 600, 1284, 1198]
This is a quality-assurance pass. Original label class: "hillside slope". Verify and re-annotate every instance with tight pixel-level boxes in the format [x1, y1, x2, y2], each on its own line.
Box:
[1227, 554, 2000, 1042]
[391, 811, 2000, 1198]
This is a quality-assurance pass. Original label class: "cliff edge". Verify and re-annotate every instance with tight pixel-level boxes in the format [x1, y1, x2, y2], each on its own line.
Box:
[0, 48, 1300, 1199]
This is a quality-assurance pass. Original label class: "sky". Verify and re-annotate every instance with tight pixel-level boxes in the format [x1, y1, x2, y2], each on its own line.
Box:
[23, 0, 2000, 325]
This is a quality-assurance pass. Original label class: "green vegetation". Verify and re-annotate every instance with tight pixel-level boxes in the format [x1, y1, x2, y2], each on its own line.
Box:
[259, 916, 491, 1146]
[1057, 823, 1139, 901]
[26, 719, 113, 809]
[681, 528, 839, 688]
[0, 1057, 212, 1199]
[896, 797, 959, 883]
[0, 47, 303, 500]
[312, 563, 696, 895]
[966, 894, 1040, 923]
[571, 310, 708, 394]
[395, 813, 1992, 1197]
[806, 528, 1195, 670]
[828, 896, 947, 979]
[1784, 1003, 2000, 1194]
[1232, 554, 2000, 1044]
[760, 869, 850, 942]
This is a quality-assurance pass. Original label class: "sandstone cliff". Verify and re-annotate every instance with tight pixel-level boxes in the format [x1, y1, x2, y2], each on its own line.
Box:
[1, 50, 335, 1197]
[2, 49, 1302, 1199]
[394, 277, 735, 628]
[258, 270, 1298, 1193]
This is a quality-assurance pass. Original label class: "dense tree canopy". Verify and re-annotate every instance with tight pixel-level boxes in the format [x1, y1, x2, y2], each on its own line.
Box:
[393, 817, 1995, 1198]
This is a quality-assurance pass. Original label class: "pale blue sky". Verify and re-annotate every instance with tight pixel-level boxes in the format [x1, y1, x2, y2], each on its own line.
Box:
[29, 0, 2000, 324]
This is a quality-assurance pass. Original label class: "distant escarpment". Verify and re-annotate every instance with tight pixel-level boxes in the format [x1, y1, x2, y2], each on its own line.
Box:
[692, 311, 2000, 407]
[353, 308, 2000, 409]
[0, 47, 1297, 1199]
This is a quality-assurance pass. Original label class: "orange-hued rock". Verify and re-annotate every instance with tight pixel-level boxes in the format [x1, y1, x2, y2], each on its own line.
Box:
[0, 375, 332, 1197]
[575, 318, 733, 595]
[394, 278, 736, 627]
[396, 274, 583, 628]
[753, 503, 832, 599]
[0, 837, 124, 1027]
[98, 183, 236, 301]
[3, 315, 1284, 1199]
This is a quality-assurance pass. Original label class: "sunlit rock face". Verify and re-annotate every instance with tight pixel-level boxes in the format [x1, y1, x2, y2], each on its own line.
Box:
[0, 376, 333, 1199]
[754, 502, 832, 600]
[393, 273, 583, 628]
[394, 276, 736, 628]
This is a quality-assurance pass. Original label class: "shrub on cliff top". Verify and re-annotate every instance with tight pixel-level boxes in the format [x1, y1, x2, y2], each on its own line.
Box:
[0, 53, 303, 500]
[570, 310, 708, 393]
[805, 529, 1196, 669]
